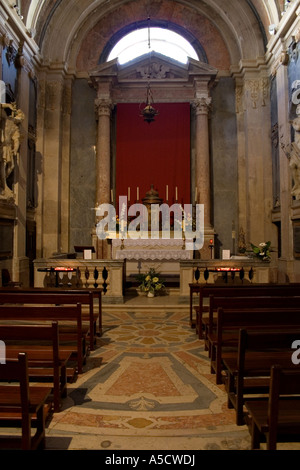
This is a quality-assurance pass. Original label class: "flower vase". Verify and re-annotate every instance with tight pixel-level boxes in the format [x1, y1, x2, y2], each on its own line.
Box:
[147, 291, 155, 298]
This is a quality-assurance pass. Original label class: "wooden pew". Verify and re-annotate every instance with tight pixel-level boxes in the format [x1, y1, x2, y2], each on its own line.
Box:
[245, 365, 300, 450]
[206, 295, 300, 353]
[209, 306, 300, 384]
[0, 353, 52, 450]
[223, 328, 300, 425]
[0, 322, 74, 412]
[0, 304, 87, 374]
[189, 283, 300, 337]
[0, 288, 102, 350]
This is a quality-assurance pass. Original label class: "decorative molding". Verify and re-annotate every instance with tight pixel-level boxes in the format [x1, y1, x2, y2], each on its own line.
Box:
[243, 78, 270, 109]
[260, 77, 270, 107]
[245, 79, 260, 109]
[1, 34, 10, 48]
[271, 51, 289, 76]
[235, 84, 244, 114]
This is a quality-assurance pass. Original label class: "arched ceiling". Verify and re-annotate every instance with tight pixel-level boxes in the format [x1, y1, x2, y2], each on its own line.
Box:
[21, 0, 284, 74]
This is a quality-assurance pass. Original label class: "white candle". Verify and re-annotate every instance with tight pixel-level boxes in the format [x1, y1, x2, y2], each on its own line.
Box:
[175, 187, 178, 201]
[128, 187, 130, 202]
[111, 189, 113, 203]
[137, 187, 139, 201]
[166, 185, 168, 201]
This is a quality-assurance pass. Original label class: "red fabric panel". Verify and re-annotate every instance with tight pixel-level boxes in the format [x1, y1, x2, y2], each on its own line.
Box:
[116, 102, 190, 213]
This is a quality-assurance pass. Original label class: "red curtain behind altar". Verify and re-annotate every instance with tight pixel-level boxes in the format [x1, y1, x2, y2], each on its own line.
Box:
[115, 102, 191, 213]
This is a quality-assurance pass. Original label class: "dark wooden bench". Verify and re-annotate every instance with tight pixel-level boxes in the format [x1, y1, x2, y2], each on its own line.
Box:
[223, 328, 300, 425]
[0, 352, 52, 450]
[245, 365, 300, 450]
[206, 295, 300, 353]
[189, 283, 300, 337]
[209, 306, 300, 384]
[0, 322, 74, 412]
[0, 303, 87, 374]
[0, 288, 102, 350]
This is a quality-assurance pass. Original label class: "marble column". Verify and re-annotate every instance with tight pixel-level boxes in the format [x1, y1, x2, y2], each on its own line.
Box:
[95, 98, 112, 259]
[193, 95, 214, 258]
[193, 96, 212, 228]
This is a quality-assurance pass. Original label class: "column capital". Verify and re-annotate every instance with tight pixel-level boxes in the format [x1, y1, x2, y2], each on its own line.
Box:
[192, 96, 212, 115]
[95, 98, 113, 117]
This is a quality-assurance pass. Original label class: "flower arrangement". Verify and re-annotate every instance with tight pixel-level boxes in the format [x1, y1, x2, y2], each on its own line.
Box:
[250, 241, 271, 261]
[137, 268, 165, 296]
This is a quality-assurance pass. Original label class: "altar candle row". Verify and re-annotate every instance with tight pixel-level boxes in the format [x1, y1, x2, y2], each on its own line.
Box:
[110, 186, 198, 203]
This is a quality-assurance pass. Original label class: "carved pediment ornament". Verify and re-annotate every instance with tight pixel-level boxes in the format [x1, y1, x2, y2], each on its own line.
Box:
[136, 62, 170, 79]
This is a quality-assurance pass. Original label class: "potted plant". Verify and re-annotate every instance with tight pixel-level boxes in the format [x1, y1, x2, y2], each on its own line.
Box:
[137, 268, 165, 297]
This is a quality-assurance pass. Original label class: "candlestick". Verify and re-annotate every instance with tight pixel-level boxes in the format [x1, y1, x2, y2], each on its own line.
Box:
[175, 187, 178, 201]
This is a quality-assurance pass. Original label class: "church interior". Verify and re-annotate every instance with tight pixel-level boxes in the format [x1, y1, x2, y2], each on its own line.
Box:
[0, 0, 300, 452]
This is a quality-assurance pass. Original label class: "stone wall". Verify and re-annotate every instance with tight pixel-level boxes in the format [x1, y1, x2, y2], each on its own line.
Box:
[69, 79, 97, 252]
[211, 77, 238, 257]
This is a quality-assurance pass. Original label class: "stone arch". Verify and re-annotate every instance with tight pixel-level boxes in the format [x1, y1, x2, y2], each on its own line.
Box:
[34, 0, 275, 74]
[99, 19, 208, 65]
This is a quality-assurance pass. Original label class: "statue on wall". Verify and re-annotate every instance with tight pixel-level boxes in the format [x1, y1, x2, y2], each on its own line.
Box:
[280, 94, 300, 200]
[0, 102, 25, 199]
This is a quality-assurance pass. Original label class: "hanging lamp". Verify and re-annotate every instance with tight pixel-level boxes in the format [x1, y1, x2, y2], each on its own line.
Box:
[140, 16, 159, 123]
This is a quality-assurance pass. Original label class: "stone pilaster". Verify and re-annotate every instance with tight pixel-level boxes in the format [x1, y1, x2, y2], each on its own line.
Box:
[40, 74, 64, 258]
[10, 40, 31, 285]
[233, 66, 274, 251]
[61, 78, 73, 253]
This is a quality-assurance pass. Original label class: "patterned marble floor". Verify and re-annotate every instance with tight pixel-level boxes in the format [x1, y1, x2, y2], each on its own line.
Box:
[42, 294, 247, 450]
[43, 293, 300, 451]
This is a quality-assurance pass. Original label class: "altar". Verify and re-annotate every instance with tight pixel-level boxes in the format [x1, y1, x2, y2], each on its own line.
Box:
[111, 235, 194, 275]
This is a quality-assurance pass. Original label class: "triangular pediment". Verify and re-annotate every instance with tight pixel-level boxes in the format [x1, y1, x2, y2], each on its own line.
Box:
[89, 52, 218, 84]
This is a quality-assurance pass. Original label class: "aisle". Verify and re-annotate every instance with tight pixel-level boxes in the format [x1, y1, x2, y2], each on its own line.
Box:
[45, 293, 252, 450]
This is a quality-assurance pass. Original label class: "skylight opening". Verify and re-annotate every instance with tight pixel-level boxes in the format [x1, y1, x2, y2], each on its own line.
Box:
[107, 27, 199, 65]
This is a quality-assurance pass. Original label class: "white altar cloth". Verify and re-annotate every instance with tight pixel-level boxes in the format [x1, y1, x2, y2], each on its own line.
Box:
[112, 237, 194, 260]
